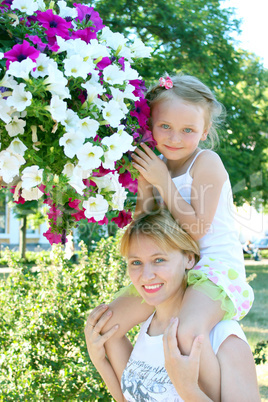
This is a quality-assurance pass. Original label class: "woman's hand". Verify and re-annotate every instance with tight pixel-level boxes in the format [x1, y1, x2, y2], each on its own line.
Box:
[85, 304, 119, 365]
[131, 143, 169, 187]
[163, 318, 206, 400]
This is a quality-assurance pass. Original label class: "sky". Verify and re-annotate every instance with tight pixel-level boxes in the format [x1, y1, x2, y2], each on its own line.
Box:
[222, 0, 268, 68]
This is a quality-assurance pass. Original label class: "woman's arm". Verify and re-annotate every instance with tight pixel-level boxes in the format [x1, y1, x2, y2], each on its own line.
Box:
[163, 318, 213, 401]
[84, 305, 132, 402]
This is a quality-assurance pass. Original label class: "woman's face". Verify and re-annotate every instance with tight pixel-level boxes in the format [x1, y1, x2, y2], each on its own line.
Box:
[127, 234, 195, 307]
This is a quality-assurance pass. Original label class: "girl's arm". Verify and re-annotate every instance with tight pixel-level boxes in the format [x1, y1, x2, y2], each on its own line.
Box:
[132, 144, 226, 241]
[163, 318, 212, 401]
[85, 305, 132, 402]
[134, 173, 155, 217]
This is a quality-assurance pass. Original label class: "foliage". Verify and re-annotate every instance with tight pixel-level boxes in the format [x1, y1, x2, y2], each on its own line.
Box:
[85, 0, 268, 207]
[0, 232, 132, 401]
[253, 340, 268, 365]
[0, 0, 152, 244]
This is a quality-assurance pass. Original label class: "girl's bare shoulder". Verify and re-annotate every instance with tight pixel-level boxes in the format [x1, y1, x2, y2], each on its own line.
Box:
[192, 150, 227, 179]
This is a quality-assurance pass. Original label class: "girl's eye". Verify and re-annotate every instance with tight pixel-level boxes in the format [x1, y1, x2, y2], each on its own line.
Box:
[161, 124, 170, 129]
[155, 258, 165, 263]
[183, 128, 192, 133]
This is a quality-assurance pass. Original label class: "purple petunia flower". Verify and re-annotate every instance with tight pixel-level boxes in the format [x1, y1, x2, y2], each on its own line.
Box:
[71, 27, 97, 43]
[36, 9, 72, 39]
[4, 40, 40, 69]
[74, 3, 104, 32]
[25, 34, 47, 52]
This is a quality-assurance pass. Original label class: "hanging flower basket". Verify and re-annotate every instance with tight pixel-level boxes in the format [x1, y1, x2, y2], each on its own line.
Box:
[0, 0, 153, 244]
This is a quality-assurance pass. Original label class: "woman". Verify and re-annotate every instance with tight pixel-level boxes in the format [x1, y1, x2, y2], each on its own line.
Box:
[85, 210, 260, 401]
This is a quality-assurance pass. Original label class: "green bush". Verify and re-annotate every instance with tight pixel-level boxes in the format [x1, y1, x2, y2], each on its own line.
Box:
[0, 249, 51, 267]
[0, 232, 132, 401]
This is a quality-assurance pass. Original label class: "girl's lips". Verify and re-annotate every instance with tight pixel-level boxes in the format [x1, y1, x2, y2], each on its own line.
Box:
[164, 145, 182, 151]
[142, 283, 163, 293]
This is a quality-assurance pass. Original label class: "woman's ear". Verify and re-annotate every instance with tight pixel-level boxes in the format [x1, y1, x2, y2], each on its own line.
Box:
[184, 253, 196, 270]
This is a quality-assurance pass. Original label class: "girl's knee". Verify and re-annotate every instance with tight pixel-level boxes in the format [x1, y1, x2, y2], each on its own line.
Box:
[177, 320, 209, 355]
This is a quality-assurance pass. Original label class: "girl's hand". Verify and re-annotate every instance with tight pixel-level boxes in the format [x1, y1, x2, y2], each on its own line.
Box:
[132, 143, 169, 187]
[85, 304, 119, 364]
[0, 176, 3, 189]
[163, 318, 204, 398]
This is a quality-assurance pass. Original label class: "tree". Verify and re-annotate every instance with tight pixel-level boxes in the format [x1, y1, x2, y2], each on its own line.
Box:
[73, 0, 268, 207]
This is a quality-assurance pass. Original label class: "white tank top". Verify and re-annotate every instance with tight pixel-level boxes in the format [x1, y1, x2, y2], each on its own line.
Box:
[156, 150, 245, 277]
[121, 314, 248, 401]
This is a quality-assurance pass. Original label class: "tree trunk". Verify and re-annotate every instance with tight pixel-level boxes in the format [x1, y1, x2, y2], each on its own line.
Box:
[19, 216, 27, 259]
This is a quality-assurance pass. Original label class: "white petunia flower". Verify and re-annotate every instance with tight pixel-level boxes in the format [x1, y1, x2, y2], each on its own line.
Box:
[122, 84, 139, 101]
[21, 165, 43, 190]
[21, 187, 43, 201]
[102, 133, 124, 169]
[110, 87, 128, 114]
[8, 58, 36, 80]
[59, 130, 85, 158]
[31, 54, 57, 78]
[102, 64, 126, 86]
[45, 95, 67, 123]
[130, 38, 152, 58]
[93, 172, 127, 211]
[102, 100, 125, 128]
[7, 138, 27, 156]
[81, 80, 105, 105]
[64, 55, 93, 79]
[68, 174, 86, 195]
[11, 0, 38, 15]
[123, 62, 140, 81]
[5, 116, 26, 137]
[83, 194, 109, 221]
[61, 109, 80, 131]
[85, 39, 110, 60]
[0, 73, 17, 89]
[0, 98, 12, 123]
[35, 0, 46, 11]
[79, 117, 99, 138]
[77, 142, 103, 170]
[100, 27, 128, 51]
[62, 162, 75, 178]
[43, 65, 70, 99]
[58, 0, 78, 18]
[0, 150, 25, 183]
[6, 83, 32, 112]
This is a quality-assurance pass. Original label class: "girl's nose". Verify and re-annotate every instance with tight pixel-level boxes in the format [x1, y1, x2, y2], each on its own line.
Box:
[169, 130, 181, 143]
[141, 263, 156, 281]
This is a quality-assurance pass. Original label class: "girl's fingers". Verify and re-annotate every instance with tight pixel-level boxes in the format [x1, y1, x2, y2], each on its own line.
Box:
[132, 147, 152, 162]
[140, 143, 156, 157]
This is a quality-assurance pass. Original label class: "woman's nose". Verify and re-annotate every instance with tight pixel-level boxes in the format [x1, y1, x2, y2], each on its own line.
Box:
[141, 263, 156, 281]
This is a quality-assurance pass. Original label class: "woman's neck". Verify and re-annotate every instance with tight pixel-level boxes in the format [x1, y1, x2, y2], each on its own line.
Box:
[148, 289, 185, 336]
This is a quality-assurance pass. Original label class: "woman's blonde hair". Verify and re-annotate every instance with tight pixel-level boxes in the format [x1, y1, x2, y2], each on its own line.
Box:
[146, 74, 225, 149]
[120, 209, 200, 263]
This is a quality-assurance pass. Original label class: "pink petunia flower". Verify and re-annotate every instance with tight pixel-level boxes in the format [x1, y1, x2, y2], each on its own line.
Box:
[130, 98, 150, 128]
[129, 79, 147, 99]
[74, 3, 104, 32]
[36, 9, 72, 39]
[111, 210, 132, 228]
[117, 169, 138, 194]
[71, 28, 97, 43]
[43, 227, 62, 245]
[96, 57, 112, 70]
[4, 40, 40, 69]
[25, 34, 47, 51]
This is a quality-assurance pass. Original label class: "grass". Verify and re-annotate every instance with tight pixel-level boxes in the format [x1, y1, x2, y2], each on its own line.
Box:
[242, 262, 268, 401]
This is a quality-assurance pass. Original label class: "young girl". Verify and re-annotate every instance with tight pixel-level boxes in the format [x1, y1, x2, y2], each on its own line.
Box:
[101, 74, 254, 400]
[85, 210, 259, 401]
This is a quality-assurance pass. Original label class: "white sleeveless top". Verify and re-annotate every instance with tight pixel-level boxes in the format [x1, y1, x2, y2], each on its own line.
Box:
[121, 314, 248, 401]
[155, 150, 245, 277]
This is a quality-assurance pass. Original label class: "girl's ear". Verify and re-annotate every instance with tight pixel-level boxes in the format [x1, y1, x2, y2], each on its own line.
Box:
[200, 122, 212, 141]
[185, 253, 196, 270]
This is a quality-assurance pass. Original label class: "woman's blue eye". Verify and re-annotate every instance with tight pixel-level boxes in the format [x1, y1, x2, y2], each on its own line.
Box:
[183, 128, 192, 133]
[155, 258, 165, 263]
[131, 260, 141, 266]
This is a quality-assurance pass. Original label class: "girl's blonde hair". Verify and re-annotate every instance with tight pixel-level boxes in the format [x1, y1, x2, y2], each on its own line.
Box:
[146, 74, 225, 149]
[120, 209, 200, 263]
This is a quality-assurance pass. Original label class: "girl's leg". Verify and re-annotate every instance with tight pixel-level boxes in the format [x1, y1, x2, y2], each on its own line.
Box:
[217, 335, 260, 401]
[177, 286, 225, 402]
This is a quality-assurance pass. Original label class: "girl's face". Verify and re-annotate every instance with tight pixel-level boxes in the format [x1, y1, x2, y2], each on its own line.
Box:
[127, 234, 195, 307]
[152, 96, 209, 162]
